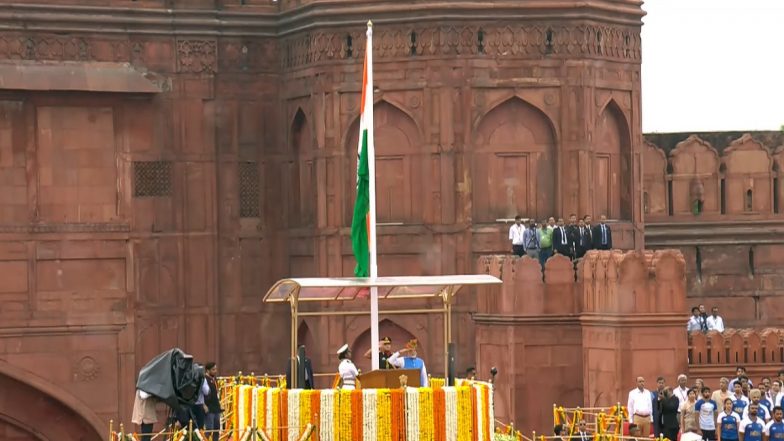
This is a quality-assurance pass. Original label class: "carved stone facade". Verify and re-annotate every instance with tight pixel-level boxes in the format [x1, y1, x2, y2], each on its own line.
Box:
[0, 1, 653, 439]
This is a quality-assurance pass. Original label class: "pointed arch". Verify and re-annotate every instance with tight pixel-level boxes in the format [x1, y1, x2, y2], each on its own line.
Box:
[643, 141, 668, 216]
[669, 135, 720, 215]
[471, 97, 557, 222]
[289, 107, 316, 226]
[722, 134, 773, 213]
[349, 319, 418, 372]
[297, 321, 316, 354]
[344, 100, 424, 224]
[595, 100, 632, 220]
[0, 360, 104, 441]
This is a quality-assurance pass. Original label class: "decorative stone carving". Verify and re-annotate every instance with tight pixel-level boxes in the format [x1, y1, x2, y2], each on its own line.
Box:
[74, 356, 100, 382]
[176, 39, 218, 74]
[0, 35, 91, 61]
[279, 23, 641, 70]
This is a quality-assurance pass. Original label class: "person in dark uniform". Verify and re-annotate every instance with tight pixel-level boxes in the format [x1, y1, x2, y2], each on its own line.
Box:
[285, 345, 314, 389]
[364, 337, 395, 369]
[659, 387, 681, 441]
[552, 218, 573, 259]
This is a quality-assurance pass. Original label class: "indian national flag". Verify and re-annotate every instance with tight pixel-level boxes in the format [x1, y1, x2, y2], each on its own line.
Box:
[350, 23, 375, 278]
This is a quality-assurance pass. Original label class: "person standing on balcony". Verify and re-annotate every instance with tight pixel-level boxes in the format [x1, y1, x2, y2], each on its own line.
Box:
[592, 214, 613, 250]
[688, 307, 706, 332]
[538, 221, 553, 268]
[509, 215, 526, 257]
[707, 307, 725, 332]
[553, 218, 572, 259]
[523, 219, 540, 260]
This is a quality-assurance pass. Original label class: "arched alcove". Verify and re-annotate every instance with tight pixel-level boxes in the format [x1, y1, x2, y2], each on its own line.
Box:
[350, 318, 418, 372]
[345, 101, 423, 224]
[595, 101, 632, 220]
[290, 108, 316, 226]
[472, 97, 556, 222]
[0, 362, 104, 441]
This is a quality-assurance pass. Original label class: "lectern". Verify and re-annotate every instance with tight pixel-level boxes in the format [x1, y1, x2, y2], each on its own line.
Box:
[357, 369, 421, 388]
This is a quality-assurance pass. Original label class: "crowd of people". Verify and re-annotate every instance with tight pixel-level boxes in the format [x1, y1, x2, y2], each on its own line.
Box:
[624, 368, 784, 441]
[688, 304, 726, 333]
[508, 214, 613, 268]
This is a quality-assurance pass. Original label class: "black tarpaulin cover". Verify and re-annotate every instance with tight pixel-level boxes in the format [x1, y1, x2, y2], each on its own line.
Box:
[136, 348, 205, 410]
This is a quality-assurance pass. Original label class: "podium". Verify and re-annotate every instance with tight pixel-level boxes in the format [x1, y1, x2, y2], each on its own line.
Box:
[357, 369, 421, 388]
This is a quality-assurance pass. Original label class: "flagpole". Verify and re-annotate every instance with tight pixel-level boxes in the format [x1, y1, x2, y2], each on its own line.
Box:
[365, 20, 380, 371]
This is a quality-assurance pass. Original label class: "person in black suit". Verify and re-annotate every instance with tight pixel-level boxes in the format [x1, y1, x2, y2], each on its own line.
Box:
[592, 214, 613, 250]
[573, 419, 592, 441]
[552, 218, 573, 258]
[659, 387, 680, 441]
[285, 345, 315, 389]
[566, 214, 580, 257]
[575, 218, 593, 259]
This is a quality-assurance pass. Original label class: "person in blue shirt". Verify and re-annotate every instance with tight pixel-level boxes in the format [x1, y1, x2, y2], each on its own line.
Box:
[765, 406, 784, 441]
[697, 386, 720, 441]
[740, 404, 765, 441]
[717, 397, 741, 441]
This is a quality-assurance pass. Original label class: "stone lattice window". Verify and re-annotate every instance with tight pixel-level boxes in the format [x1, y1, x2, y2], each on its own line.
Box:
[239, 162, 260, 218]
[133, 161, 172, 197]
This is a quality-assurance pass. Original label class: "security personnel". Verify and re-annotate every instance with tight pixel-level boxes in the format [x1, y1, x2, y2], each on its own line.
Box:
[337, 344, 358, 390]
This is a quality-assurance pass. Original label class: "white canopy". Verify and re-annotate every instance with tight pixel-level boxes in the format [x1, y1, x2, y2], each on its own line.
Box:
[263, 275, 502, 304]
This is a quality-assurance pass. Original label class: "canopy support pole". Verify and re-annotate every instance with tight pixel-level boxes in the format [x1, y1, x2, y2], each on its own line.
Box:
[289, 292, 299, 389]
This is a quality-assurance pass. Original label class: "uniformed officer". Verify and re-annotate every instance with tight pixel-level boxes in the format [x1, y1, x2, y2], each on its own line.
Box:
[337, 344, 358, 390]
[364, 336, 395, 369]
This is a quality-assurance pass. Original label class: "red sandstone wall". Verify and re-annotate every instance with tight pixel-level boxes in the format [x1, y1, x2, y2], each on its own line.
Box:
[688, 328, 784, 389]
[644, 134, 784, 328]
[0, 1, 649, 439]
[474, 250, 689, 433]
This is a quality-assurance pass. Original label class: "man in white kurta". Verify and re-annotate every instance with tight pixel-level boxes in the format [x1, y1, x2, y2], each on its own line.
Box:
[388, 339, 428, 387]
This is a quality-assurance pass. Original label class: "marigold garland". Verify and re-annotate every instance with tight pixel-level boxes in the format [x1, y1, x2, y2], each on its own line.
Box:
[219, 379, 494, 441]
[419, 387, 434, 441]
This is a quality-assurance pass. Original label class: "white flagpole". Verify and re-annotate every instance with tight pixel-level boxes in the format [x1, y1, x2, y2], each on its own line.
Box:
[366, 20, 380, 371]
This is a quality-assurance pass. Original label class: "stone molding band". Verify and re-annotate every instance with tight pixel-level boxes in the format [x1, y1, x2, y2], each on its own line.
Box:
[0, 2, 643, 37]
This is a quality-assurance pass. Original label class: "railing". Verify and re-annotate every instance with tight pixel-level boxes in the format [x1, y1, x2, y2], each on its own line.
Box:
[688, 328, 784, 366]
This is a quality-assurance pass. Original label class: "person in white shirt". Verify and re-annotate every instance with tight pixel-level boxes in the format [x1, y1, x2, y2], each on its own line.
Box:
[509, 215, 526, 257]
[336, 344, 358, 390]
[628, 376, 653, 437]
[696, 386, 720, 440]
[770, 381, 784, 410]
[688, 306, 706, 332]
[675, 374, 691, 406]
[707, 307, 725, 332]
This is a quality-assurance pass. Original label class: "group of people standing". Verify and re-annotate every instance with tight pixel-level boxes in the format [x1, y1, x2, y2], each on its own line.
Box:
[627, 368, 784, 441]
[508, 214, 613, 268]
[688, 304, 726, 333]
[131, 362, 222, 441]
[338, 337, 429, 389]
